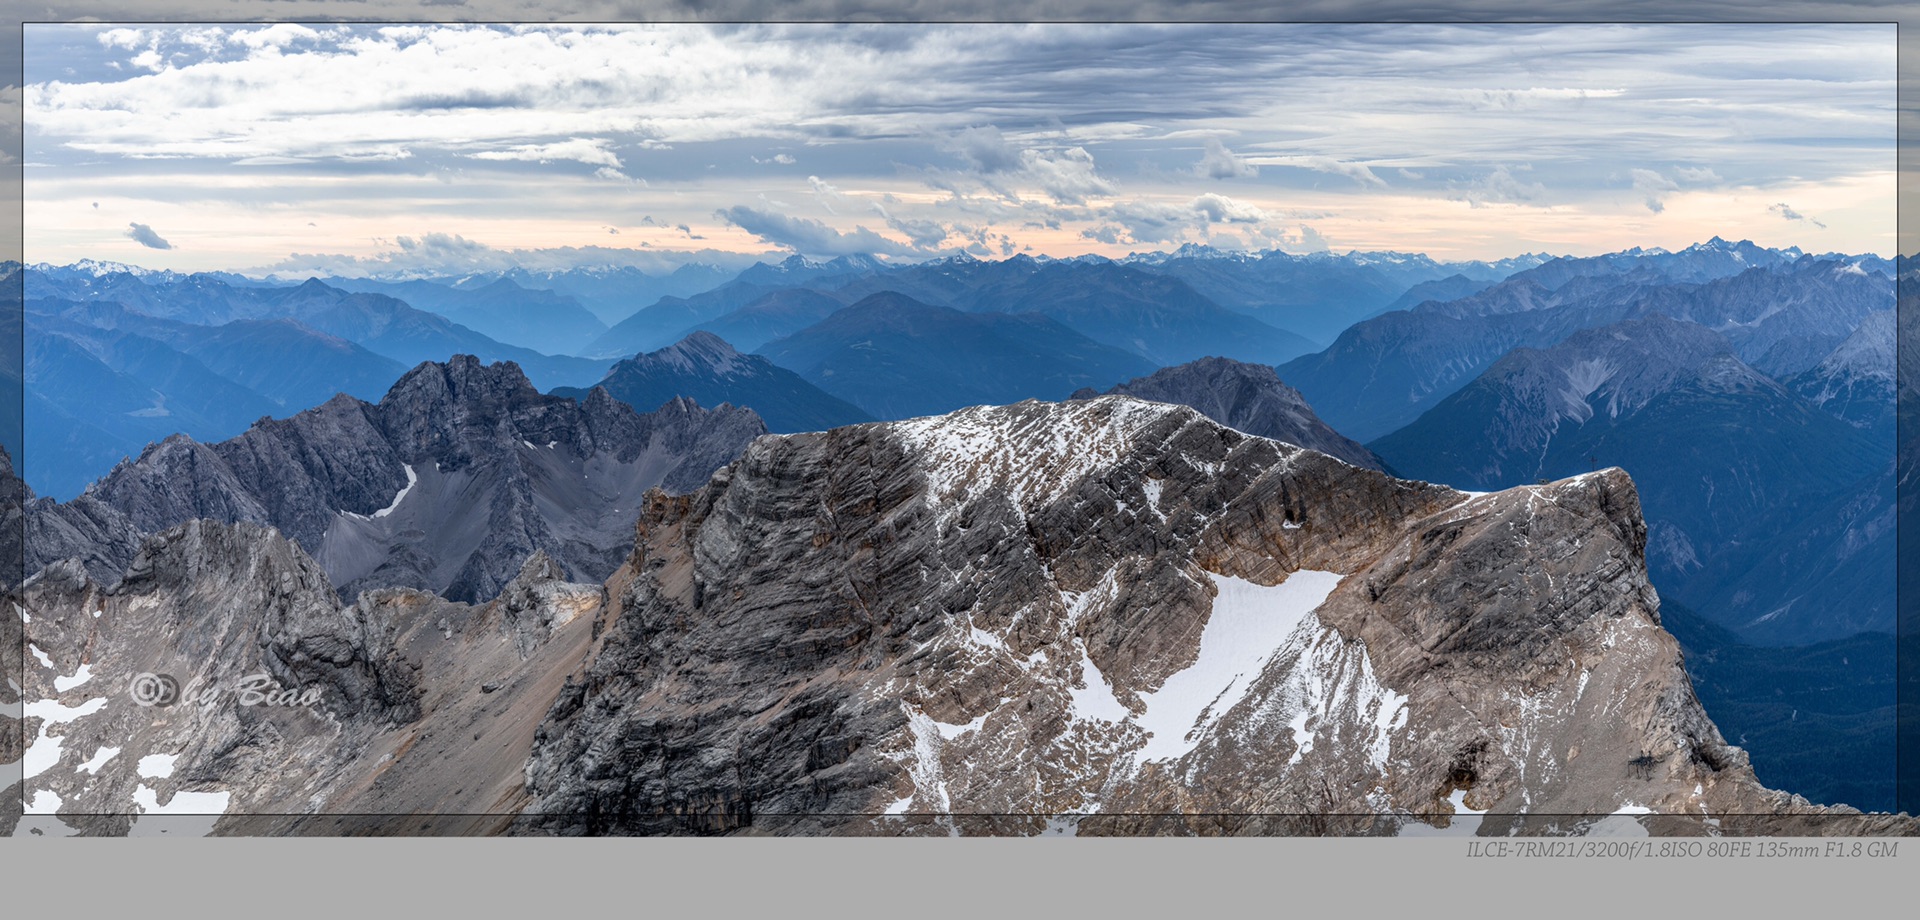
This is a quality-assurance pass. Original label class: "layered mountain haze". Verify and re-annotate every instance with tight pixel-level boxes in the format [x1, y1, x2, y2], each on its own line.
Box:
[1381, 273, 1502, 314]
[757, 292, 1156, 420]
[18, 267, 632, 496]
[1789, 309, 1896, 440]
[825, 256, 1320, 366]
[552, 331, 871, 434]
[448, 263, 744, 325]
[1281, 246, 1893, 441]
[7, 237, 1900, 829]
[1118, 246, 1549, 343]
[22, 356, 764, 603]
[687, 288, 846, 352]
[324, 276, 610, 357]
[24, 268, 612, 392]
[34, 301, 408, 411]
[10, 398, 1905, 837]
[24, 318, 287, 500]
[584, 280, 802, 359]
[234, 279, 612, 390]
[582, 254, 888, 358]
[1370, 316, 1886, 642]
[151, 319, 409, 412]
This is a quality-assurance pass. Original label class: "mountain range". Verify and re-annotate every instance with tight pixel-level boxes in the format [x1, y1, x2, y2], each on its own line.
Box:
[590, 255, 1322, 368]
[581, 254, 889, 357]
[1115, 244, 1551, 343]
[13, 398, 1906, 836]
[757, 291, 1157, 420]
[823, 256, 1321, 365]
[551, 331, 872, 434]
[19, 270, 629, 497]
[1370, 314, 1888, 644]
[453, 263, 746, 325]
[6, 239, 1903, 825]
[1280, 243, 1893, 442]
[322, 276, 609, 357]
[19, 356, 763, 603]
[24, 269, 612, 391]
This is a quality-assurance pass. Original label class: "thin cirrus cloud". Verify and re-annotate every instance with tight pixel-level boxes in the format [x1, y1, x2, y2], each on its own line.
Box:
[468, 138, 625, 169]
[1770, 202, 1828, 229]
[1241, 155, 1388, 188]
[18, 21, 1896, 272]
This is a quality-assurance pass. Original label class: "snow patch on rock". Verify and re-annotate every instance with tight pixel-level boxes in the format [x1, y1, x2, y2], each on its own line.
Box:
[1133, 571, 1344, 762]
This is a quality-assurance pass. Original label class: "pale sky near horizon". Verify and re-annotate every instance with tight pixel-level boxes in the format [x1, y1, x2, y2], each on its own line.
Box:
[19, 22, 1898, 276]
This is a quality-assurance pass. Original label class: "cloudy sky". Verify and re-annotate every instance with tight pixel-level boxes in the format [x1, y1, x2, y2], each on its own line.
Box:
[20, 21, 1897, 275]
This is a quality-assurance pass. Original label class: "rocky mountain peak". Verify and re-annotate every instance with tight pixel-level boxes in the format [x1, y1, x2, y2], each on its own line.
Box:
[1075, 358, 1386, 472]
[1691, 352, 1783, 396]
[379, 354, 536, 416]
[891, 396, 1201, 514]
[509, 548, 566, 584]
[1541, 315, 1736, 420]
[1812, 310, 1894, 383]
[91, 434, 271, 525]
[577, 383, 627, 417]
[507, 397, 1890, 834]
[118, 519, 331, 614]
[648, 331, 744, 376]
[27, 353, 768, 605]
[373, 356, 546, 469]
[841, 289, 921, 312]
[560, 330, 870, 435]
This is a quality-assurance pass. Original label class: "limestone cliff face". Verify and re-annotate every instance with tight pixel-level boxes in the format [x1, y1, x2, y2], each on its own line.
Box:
[8, 398, 1906, 837]
[519, 397, 1897, 834]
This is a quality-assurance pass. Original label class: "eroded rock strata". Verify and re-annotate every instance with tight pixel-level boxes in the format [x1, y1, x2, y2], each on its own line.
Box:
[22, 356, 764, 604]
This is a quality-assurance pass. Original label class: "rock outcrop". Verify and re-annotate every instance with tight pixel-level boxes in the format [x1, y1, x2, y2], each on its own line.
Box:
[28, 356, 765, 603]
[7, 518, 605, 837]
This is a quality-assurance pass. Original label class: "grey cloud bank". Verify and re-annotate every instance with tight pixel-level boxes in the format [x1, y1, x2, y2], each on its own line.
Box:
[18, 20, 1896, 270]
